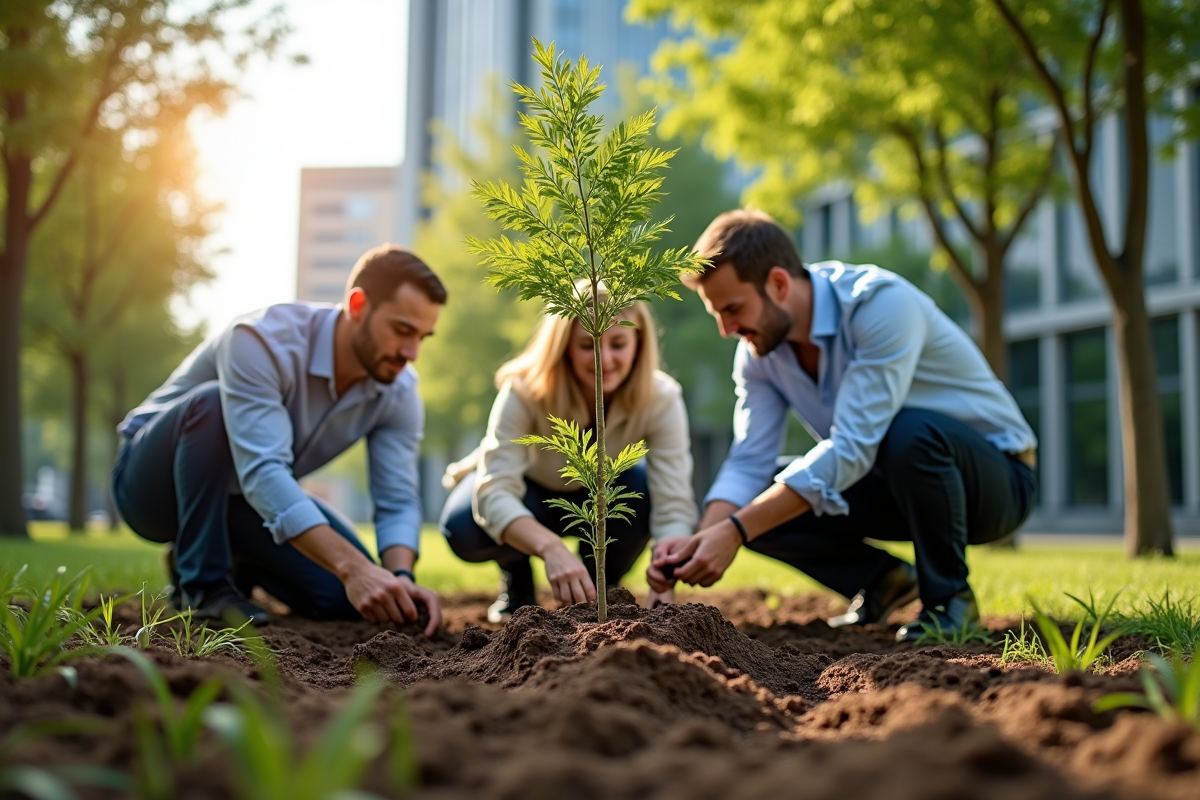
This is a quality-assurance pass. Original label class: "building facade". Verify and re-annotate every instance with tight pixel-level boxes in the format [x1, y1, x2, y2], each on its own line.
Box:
[295, 167, 400, 304]
[802, 113, 1200, 535]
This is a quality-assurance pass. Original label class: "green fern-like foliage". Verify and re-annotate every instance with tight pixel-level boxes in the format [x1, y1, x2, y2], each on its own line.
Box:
[469, 39, 703, 622]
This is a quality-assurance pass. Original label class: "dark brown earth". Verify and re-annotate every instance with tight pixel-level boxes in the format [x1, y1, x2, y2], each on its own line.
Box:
[2, 588, 1197, 800]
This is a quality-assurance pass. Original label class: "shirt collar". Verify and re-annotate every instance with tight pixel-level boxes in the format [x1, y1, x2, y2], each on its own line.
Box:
[809, 271, 840, 339]
[308, 307, 339, 396]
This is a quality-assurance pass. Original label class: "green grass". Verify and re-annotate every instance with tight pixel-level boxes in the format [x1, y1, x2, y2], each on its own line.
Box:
[3, 524, 1198, 627]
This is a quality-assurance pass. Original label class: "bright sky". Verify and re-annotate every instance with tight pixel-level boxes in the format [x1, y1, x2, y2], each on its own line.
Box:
[181, 0, 409, 334]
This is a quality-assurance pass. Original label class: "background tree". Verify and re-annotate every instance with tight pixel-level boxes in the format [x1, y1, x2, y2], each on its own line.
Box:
[992, 0, 1199, 556]
[0, 0, 293, 537]
[629, 0, 1057, 382]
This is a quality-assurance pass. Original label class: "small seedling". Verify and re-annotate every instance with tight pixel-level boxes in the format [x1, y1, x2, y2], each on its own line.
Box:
[166, 612, 251, 658]
[0, 566, 111, 678]
[69, 592, 137, 648]
[1030, 590, 1127, 674]
[999, 618, 1051, 666]
[469, 39, 703, 622]
[914, 617, 994, 646]
[1095, 651, 1200, 729]
[135, 584, 183, 649]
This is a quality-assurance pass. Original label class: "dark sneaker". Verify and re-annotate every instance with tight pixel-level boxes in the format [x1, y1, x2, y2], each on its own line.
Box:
[486, 566, 538, 624]
[895, 590, 982, 643]
[827, 561, 919, 628]
[184, 579, 270, 626]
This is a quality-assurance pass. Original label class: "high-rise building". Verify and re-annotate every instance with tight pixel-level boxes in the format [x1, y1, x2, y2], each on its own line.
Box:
[296, 167, 400, 304]
[399, 0, 669, 246]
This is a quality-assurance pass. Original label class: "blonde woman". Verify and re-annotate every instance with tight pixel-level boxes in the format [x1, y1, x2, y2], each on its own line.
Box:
[440, 295, 698, 622]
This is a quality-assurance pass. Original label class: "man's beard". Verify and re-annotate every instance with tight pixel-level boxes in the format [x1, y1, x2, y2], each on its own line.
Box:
[746, 297, 792, 357]
[352, 322, 406, 384]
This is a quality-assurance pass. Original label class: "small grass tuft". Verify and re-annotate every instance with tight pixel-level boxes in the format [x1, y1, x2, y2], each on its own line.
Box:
[1, 566, 109, 678]
[914, 618, 994, 647]
[166, 613, 251, 658]
[999, 618, 1051, 666]
[1030, 590, 1126, 674]
[1116, 591, 1200, 656]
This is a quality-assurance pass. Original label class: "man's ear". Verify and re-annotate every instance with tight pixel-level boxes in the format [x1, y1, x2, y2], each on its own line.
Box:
[346, 287, 368, 320]
[764, 266, 791, 304]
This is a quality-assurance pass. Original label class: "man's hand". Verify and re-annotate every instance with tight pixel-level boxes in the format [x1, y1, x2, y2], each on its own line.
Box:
[344, 562, 442, 636]
[646, 537, 690, 592]
[542, 541, 596, 606]
[664, 520, 743, 588]
[646, 585, 675, 609]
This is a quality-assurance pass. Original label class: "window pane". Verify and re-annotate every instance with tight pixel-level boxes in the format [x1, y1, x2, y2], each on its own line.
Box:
[1145, 117, 1180, 286]
[1152, 316, 1183, 504]
[1058, 202, 1105, 301]
[1005, 214, 1042, 310]
[1066, 329, 1108, 506]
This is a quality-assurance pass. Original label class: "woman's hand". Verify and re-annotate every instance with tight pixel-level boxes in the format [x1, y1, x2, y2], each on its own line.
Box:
[541, 541, 596, 606]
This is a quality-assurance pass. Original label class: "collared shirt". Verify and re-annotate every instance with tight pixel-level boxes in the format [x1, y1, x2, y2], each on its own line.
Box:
[706, 261, 1037, 516]
[119, 303, 424, 554]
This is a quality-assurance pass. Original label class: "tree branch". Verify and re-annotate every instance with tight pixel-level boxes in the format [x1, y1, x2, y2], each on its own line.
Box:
[932, 124, 983, 244]
[1082, 0, 1113, 164]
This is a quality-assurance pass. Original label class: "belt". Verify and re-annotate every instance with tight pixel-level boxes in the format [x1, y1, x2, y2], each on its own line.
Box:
[1014, 448, 1037, 469]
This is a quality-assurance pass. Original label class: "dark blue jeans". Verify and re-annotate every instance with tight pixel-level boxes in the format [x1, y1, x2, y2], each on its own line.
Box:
[111, 381, 365, 620]
[747, 408, 1037, 607]
[439, 462, 653, 587]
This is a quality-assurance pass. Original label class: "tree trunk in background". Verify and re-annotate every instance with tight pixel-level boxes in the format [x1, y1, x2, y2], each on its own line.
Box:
[0, 150, 32, 538]
[1112, 280, 1174, 555]
[107, 371, 127, 532]
[68, 350, 90, 532]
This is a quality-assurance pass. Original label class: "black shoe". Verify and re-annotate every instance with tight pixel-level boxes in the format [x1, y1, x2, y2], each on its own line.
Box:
[827, 561, 919, 628]
[183, 579, 270, 626]
[487, 566, 538, 624]
[895, 590, 982, 643]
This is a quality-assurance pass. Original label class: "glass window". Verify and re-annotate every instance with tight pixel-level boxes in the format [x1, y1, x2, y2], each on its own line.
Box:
[555, 0, 583, 59]
[1009, 339, 1041, 505]
[313, 202, 342, 216]
[1152, 316, 1184, 504]
[1057, 202, 1105, 302]
[312, 258, 355, 270]
[1065, 328, 1109, 506]
[1145, 117, 1179, 286]
[1005, 212, 1042, 310]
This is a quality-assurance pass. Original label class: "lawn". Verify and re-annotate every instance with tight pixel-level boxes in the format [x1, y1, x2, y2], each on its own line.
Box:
[4, 522, 1198, 620]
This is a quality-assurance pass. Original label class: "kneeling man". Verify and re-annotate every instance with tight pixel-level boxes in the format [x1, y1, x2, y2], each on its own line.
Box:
[649, 210, 1037, 641]
[112, 244, 443, 634]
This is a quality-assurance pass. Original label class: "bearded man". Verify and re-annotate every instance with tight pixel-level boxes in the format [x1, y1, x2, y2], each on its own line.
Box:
[112, 244, 443, 634]
[648, 210, 1038, 641]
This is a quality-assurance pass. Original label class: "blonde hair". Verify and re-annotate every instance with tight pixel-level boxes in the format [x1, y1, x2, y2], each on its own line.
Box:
[496, 291, 661, 423]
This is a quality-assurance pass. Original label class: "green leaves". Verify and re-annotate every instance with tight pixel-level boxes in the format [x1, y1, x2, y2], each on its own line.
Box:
[1030, 590, 1127, 674]
[515, 416, 648, 553]
[468, 38, 703, 337]
[0, 565, 108, 678]
[1094, 651, 1200, 730]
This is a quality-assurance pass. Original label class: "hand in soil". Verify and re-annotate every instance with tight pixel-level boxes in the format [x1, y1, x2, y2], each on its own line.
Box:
[645, 586, 675, 608]
[660, 522, 741, 587]
[344, 562, 442, 635]
[647, 538, 688, 592]
[542, 541, 596, 605]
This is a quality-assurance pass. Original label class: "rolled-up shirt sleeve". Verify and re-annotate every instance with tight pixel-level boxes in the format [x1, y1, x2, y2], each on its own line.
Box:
[217, 327, 327, 544]
[368, 382, 425, 555]
[775, 284, 926, 515]
[705, 342, 790, 509]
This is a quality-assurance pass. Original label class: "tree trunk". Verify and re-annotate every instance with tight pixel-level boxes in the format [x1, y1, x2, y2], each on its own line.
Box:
[0, 152, 32, 538]
[67, 350, 90, 532]
[107, 370, 127, 532]
[1112, 277, 1174, 555]
[592, 322, 608, 624]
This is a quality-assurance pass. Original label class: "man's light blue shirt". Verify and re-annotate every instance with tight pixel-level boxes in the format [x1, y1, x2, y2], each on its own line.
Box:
[706, 262, 1037, 517]
[119, 303, 425, 555]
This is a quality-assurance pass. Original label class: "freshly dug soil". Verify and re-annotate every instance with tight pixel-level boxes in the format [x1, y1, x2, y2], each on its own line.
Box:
[2, 587, 1197, 800]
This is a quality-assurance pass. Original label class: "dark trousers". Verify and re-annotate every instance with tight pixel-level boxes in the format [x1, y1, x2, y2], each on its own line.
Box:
[748, 408, 1037, 607]
[110, 381, 365, 620]
[439, 462, 653, 588]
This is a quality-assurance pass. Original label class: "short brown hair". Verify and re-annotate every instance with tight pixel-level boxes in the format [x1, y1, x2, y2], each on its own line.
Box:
[346, 244, 448, 306]
[685, 209, 808, 289]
